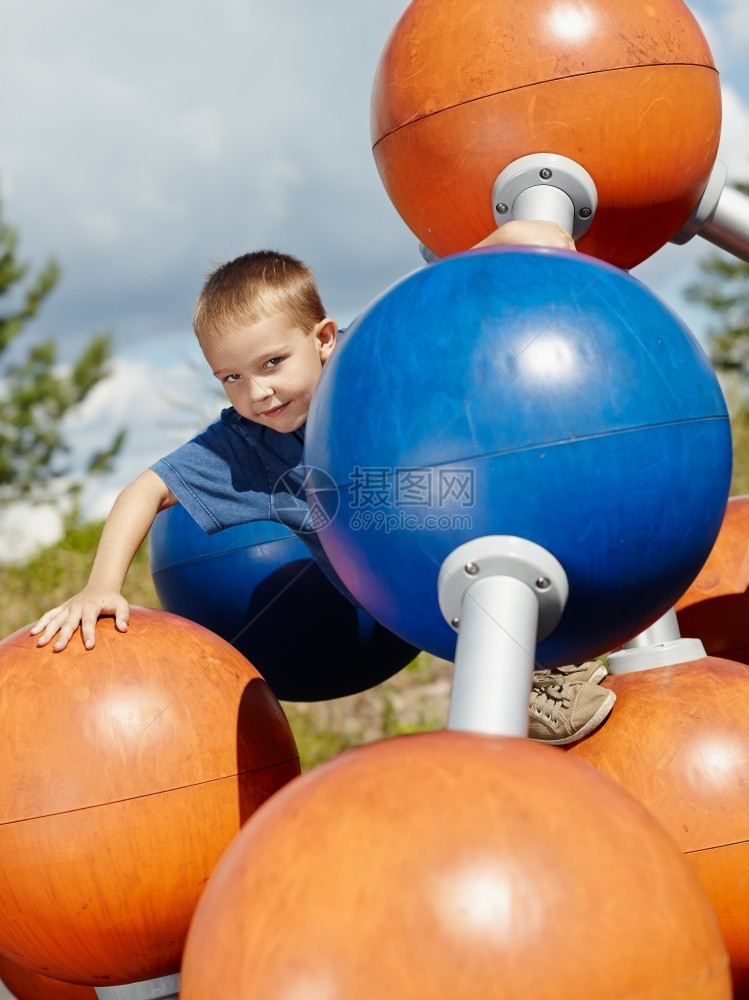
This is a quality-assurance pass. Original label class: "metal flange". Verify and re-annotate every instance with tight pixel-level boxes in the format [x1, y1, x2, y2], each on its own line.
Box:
[491, 153, 598, 240]
[438, 535, 568, 641]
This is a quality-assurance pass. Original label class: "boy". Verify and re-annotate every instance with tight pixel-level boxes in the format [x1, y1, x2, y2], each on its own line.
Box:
[31, 222, 614, 744]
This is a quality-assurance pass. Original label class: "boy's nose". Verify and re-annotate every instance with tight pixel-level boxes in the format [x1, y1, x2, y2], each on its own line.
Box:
[247, 377, 273, 402]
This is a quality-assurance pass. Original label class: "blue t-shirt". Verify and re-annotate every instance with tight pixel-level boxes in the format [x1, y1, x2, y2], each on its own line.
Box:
[151, 409, 357, 603]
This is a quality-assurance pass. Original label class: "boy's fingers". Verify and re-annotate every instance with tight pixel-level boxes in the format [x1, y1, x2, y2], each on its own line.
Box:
[52, 610, 85, 652]
[111, 596, 131, 629]
[34, 607, 82, 651]
[80, 615, 98, 650]
[66, 603, 100, 650]
[34, 614, 68, 647]
[34, 622, 57, 646]
[33, 597, 131, 651]
[30, 607, 61, 635]
[52, 625, 76, 652]
[80, 600, 130, 646]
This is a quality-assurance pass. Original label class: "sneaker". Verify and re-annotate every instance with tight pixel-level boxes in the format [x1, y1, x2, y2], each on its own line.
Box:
[528, 680, 616, 745]
[532, 660, 607, 688]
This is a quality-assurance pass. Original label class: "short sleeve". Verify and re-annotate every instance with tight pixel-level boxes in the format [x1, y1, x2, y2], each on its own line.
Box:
[151, 413, 273, 534]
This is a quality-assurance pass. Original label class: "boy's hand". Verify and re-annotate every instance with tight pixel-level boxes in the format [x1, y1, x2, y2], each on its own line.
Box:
[474, 220, 576, 252]
[30, 589, 131, 652]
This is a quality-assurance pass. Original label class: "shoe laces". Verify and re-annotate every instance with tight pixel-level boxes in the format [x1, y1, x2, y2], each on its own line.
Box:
[533, 671, 570, 691]
[530, 684, 570, 723]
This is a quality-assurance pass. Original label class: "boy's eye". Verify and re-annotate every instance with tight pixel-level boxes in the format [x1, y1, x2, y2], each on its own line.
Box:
[223, 373, 242, 384]
[265, 356, 283, 370]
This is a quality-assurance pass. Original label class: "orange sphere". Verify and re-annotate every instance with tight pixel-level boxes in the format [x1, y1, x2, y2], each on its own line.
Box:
[181, 732, 729, 1000]
[0, 953, 96, 1000]
[676, 496, 749, 663]
[567, 657, 749, 998]
[371, 0, 721, 268]
[0, 608, 300, 988]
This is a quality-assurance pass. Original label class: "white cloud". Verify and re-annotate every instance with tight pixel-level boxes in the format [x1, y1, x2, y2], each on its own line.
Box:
[64, 349, 221, 469]
[0, 0, 747, 562]
[0, 0, 420, 408]
[719, 84, 749, 180]
[627, 2, 749, 340]
[0, 502, 63, 564]
[693, 0, 749, 77]
[0, 348, 222, 561]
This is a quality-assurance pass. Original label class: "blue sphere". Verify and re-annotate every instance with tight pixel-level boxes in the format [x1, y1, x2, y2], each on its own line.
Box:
[305, 247, 732, 667]
[150, 503, 418, 701]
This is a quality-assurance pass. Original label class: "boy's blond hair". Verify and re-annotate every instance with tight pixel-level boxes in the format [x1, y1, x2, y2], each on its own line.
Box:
[193, 250, 326, 344]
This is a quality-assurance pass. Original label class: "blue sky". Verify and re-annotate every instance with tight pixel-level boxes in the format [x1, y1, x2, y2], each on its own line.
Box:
[0, 0, 747, 558]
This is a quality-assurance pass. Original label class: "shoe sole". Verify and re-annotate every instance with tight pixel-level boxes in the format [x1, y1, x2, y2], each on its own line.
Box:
[543, 688, 617, 746]
[586, 663, 608, 685]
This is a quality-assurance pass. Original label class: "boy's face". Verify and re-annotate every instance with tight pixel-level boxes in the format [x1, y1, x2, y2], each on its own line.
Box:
[202, 311, 337, 433]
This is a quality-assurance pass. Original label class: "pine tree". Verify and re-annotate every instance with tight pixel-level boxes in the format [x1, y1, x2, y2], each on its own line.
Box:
[685, 181, 749, 494]
[685, 181, 749, 379]
[0, 202, 124, 504]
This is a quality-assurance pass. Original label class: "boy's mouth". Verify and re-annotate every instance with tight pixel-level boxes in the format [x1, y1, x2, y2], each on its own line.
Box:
[261, 402, 289, 418]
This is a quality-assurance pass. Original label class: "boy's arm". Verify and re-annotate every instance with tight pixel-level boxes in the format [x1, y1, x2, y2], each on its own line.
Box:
[30, 469, 177, 652]
[473, 220, 576, 252]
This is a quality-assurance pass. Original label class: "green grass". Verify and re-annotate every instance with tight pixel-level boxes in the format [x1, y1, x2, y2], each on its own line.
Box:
[281, 653, 450, 771]
[0, 518, 159, 640]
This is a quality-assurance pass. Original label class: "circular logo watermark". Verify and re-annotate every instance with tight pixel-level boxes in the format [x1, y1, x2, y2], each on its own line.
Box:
[271, 465, 340, 534]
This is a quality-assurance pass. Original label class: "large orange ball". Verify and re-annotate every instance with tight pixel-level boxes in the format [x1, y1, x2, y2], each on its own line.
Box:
[0, 952, 96, 1000]
[371, 0, 721, 268]
[568, 656, 749, 998]
[0, 608, 300, 988]
[676, 496, 749, 663]
[181, 732, 730, 1000]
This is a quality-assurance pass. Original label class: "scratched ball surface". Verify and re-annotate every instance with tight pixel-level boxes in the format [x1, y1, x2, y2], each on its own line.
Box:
[676, 496, 749, 663]
[568, 656, 749, 997]
[180, 732, 730, 1000]
[371, 0, 721, 267]
[0, 608, 299, 987]
[0, 952, 97, 999]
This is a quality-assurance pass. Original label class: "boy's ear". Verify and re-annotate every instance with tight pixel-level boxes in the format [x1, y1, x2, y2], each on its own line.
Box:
[315, 317, 338, 361]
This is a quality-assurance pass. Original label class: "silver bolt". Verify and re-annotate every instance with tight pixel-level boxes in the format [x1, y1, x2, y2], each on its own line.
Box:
[495, 202, 509, 214]
[579, 206, 592, 219]
[539, 168, 552, 180]
[464, 562, 479, 575]
[535, 576, 551, 590]
[451, 616, 460, 628]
